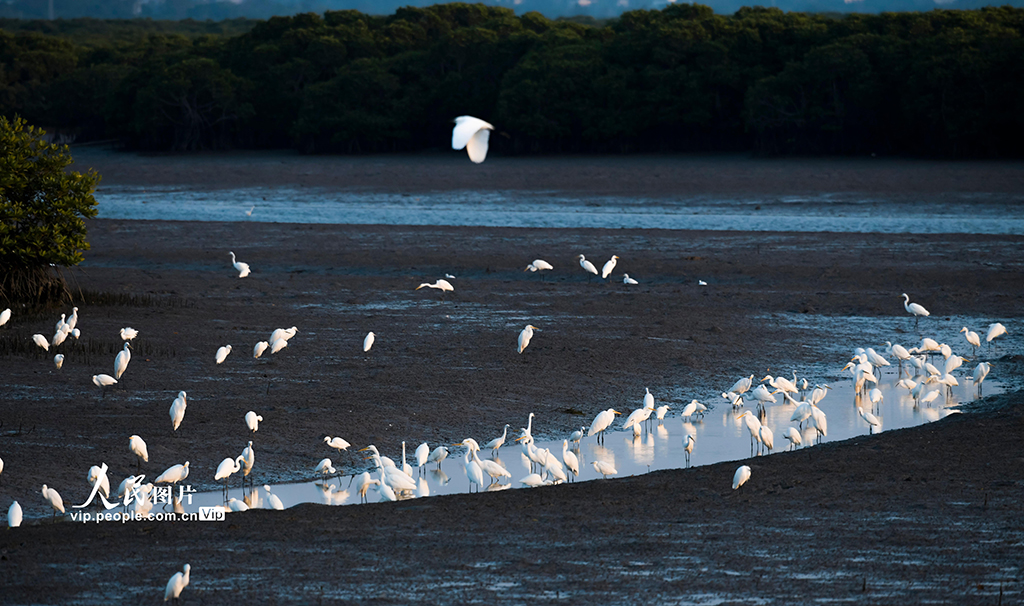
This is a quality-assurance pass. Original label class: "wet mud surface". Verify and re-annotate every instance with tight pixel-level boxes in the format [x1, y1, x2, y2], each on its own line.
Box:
[1, 154, 1023, 604]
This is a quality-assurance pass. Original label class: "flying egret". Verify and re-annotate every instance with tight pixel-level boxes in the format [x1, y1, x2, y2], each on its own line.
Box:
[270, 338, 287, 354]
[363, 332, 375, 352]
[451, 115, 494, 163]
[253, 341, 269, 358]
[229, 251, 250, 278]
[592, 460, 618, 478]
[986, 322, 1007, 344]
[959, 327, 980, 355]
[214, 456, 244, 489]
[129, 435, 148, 469]
[264, 485, 284, 510]
[784, 427, 801, 450]
[170, 391, 187, 431]
[588, 408, 620, 443]
[517, 324, 538, 354]
[120, 327, 138, 342]
[601, 255, 619, 279]
[155, 461, 190, 485]
[732, 465, 751, 490]
[683, 434, 695, 466]
[8, 500, 22, 528]
[524, 259, 554, 272]
[578, 254, 599, 276]
[215, 345, 232, 364]
[54, 354, 64, 370]
[484, 424, 511, 453]
[245, 411, 263, 433]
[622, 273, 638, 285]
[32, 334, 49, 351]
[0, 308, 10, 327]
[114, 342, 132, 380]
[901, 293, 930, 328]
[164, 563, 191, 603]
[324, 436, 350, 452]
[857, 407, 881, 434]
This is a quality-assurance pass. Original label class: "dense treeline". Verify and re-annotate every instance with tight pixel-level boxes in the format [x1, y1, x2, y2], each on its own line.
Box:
[2, 3, 1022, 156]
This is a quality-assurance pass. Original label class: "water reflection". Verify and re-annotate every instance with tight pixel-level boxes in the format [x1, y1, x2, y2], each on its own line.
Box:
[179, 372, 999, 514]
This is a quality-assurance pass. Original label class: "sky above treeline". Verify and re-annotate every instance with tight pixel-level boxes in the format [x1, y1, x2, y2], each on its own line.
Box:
[2, 0, 1023, 20]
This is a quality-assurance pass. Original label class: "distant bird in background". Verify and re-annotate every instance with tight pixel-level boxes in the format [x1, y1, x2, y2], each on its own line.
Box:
[416, 279, 453, 293]
[245, 205, 255, 216]
[364, 332, 375, 352]
[518, 325, 538, 354]
[451, 116, 494, 164]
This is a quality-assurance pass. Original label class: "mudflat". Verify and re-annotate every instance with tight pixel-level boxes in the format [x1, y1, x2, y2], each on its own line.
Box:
[0, 151, 1022, 604]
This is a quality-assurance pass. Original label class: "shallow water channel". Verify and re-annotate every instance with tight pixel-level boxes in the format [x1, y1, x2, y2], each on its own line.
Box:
[180, 366, 998, 513]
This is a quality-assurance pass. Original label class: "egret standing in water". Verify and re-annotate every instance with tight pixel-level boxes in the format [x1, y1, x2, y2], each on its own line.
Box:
[592, 460, 618, 479]
[517, 325, 538, 354]
[986, 322, 1007, 349]
[901, 293, 930, 329]
[588, 408, 621, 443]
[973, 362, 992, 394]
[324, 436, 350, 452]
[416, 279, 454, 301]
[857, 407, 881, 434]
[960, 327, 981, 356]
[229, 251, 250, 278]
[484, 424, 511, 454]
[451, 115, 494, 164]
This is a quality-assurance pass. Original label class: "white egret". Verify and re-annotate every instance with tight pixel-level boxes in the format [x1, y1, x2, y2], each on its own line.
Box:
[901, 293, 930, 328]
[268, 327, 297, 344]
[458, 440, 486, 491]
[214, 455, 243, 488]
[786, 393, 813, 429]
[428, 445, 449, 468]
[451, 115, 494, 163]
[264, 485, 284, 510]
[561, 440, 579, 481]
[763, 374, 798, 395]
[246, 205, 255, 216]
[868, 388, 883, 408]
[164, 563, 191, 603]
[324, 436, 350, 452]
[728, 375, 754, 395]
[72, 327, 80, 339]
[169, 391, 187, 431]
[588, 408, 621, 443]
[644, 387, 655, 411]
[750, 384, 778, 407]
[129, 435, 149, 469]
[54, 354, 64, 369]
[358, 445, 395, 468]
[363, 331, 375, 352]
[245, 411, 263, 433]
[622, 273, 638, 285]
[569, 426, 586, 443]
[784, 427, 801, 450]
[986, 322, 1007, 344]
[468, 440, 511, 483]
[114, 342, 132, 380]
[415, 442, 430, 469]
[240, 441, 255, 482]
[0, 308, 10, 327]
[41, 484, 65, 519]
[416, 279, 454, 293]
[484, 424, 511, 453]
[865, 348, 890, 373]
[215, 344, 232, 364]
[543, 454, 567, 484]
[354, 473, 378, 503]
[592, 460, 618, 478]
[732, 465, 751, 490]
[524, 259, 554, 272]
[227, 498, 249, 512]
[857, 407, 881, 434]
[32, 333, 49, 351]
[155, 461, 190, 485]
[229, 251, 250, 278]
[51, 328, 68, 348]
[55, 313, 67, 333]
[8, 500, 22, 528]
[722, 391, 743, 407]
[683, 434, 695, 466]
[738, 411, 763, 453]
[578, 254, 599, 276]
[959, 327, 981, 355]
[656, 404, 671, 421]
[920, 390, 940, 405]
[759, 425, 774, 454]
[517, 325, 538, 354]
[253, 341, 269, 358]
[520, 473, 547, 487]
[92, 375, 117, 396]
[86, 464, 111, 499]
[270, 338, 288, 354]
[314, 458, 336, 481]
[601, 255, 619, 279]
[401, 441, 414, 478]
[973, 362, 992, 394]
[622, 405, 653, 432]
[809, 404, 828, 443]
[120, 327, 138, 342]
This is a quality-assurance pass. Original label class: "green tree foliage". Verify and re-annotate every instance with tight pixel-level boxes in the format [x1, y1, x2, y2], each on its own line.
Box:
[0, 115, 99, 306]
[1, 3, 1022, 156]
